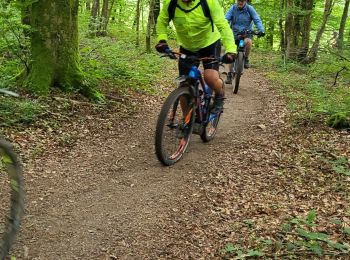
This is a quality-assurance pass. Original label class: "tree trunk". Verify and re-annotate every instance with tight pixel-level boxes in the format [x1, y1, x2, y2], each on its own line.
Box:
[146, 0, 155, 52]
[284, 0, 314, 61]
[307, 0, 334, 63]
[98, 0, 109, 36]
[338, 0, 349, 50]
[279, 0, 285, 52]
[141, 0, 144, 31]
[86, 0, 91, 11]
[266, 20, 274, 48]
[294, 1, 302, 47]
[26, 0, 84, 95]
[107, 0, 116, 24]
[135, 0, 141, 47]
[285, 0, 297, 59]
[153, 0, 160, 34]
[298, 0, 313, 60]
[89, 0, 100, 36]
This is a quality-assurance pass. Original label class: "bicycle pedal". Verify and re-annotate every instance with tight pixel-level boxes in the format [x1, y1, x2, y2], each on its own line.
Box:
[166, 122, 176, 129]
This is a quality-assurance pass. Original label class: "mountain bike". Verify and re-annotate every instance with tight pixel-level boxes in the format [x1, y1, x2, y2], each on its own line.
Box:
[228, 30, 260, 94]
[155, 50, 228, 166]
[0, 89, 24, 259]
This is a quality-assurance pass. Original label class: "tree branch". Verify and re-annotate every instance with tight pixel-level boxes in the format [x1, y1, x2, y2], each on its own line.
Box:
[333, 67, 348, 87]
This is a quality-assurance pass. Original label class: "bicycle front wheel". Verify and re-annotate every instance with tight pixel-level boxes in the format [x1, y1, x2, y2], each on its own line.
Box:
[233, 52, 244, 94]
[155, 86, 195, 166]
[0, 139, 24, 259]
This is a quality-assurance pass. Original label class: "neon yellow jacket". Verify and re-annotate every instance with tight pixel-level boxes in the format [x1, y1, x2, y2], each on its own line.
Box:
[156, 0, 235, 53]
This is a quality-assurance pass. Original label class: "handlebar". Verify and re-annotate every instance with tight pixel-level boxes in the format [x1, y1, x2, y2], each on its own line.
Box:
[236, 30, 264, 38]
[0, 89, 19, 97]
[162, 49, 233, 64]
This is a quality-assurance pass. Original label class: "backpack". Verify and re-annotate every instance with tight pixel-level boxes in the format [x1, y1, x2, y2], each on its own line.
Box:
[167, 0, 214, 32]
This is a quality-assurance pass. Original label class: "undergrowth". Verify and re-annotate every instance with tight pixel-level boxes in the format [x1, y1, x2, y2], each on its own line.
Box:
[253, 49, 350, 129]
[0, 96, 43, 127]
[0, 11, 171, 127]
[222, 210, 350, 259]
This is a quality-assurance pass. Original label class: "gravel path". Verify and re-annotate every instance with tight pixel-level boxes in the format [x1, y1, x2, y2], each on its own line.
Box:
[11, 69, 284, 259]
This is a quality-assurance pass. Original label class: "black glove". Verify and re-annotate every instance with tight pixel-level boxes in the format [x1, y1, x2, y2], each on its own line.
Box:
[258, 31, 265, 38]
[222, 53, 236, 64]
[155, 40, 169, 53]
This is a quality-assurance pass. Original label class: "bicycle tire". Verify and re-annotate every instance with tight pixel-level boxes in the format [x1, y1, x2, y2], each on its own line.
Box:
[0, 139, 24, 259]
[233, 52, 244, 94]
[200, 110, 221, 142]
[155, 86, 195, 166]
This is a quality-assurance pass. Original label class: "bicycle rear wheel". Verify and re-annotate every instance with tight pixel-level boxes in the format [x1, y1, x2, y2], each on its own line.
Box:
[200, 110, 221, 142]
[155, 86, 195, 166]
[0, 139, 24, 259]
[233, 52, 244, 94]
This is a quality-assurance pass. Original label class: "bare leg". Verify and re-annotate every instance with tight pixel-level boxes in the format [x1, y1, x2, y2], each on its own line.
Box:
[244, 38, 252, 58]
[224, 63, 233, 75]
[204, 69, 224, 96]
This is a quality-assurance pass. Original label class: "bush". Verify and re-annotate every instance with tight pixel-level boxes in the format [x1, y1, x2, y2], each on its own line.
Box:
[254, 49, 350, 129]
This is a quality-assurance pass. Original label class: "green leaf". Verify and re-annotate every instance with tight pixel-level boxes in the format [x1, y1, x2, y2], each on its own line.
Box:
[262, 239, 273, 245]
[296, 228, 329, 242]
[223, 243, 236, 253]
[286, 242, 296, 251]
[330, 219, 342, 225]
[306, 209, 317, 225]
[330, 156, 350, 176]
[10, 179, 19, 192]
[242, 219, 254, 228]
[328, 242, 349, 251]
[282, 223, 292, 232]
[2, 153, 13, 164]
[290, 218, 300, 225]
[247, 249, 264, 257]
[307, 242, 323, 256]
[344, 227, 350, 235]
[236, 250, 244, 258]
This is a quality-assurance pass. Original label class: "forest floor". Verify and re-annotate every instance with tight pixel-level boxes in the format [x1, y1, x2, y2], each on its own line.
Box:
[6, 66, 350, 259]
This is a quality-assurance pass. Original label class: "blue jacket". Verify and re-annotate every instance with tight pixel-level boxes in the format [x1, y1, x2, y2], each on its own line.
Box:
[225, 4, 264, 40]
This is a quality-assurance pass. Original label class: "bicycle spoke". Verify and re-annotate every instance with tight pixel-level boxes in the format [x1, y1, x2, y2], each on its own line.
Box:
[155, 88, 194, 165]
[200, 110, 221, 142]
[162, 98, 189, 160]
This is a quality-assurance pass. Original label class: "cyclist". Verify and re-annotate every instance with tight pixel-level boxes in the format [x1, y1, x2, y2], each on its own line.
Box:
[225, 0, 264, 84]
[155, 0, 236, 113]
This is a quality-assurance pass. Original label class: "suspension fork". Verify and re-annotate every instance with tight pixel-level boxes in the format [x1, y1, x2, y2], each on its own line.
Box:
[169, 82, 196, 124]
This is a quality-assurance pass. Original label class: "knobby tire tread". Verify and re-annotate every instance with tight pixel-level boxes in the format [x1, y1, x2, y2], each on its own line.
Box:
[234, 52, 244, 94]
[200, 108, 221, 143]
[155, 87, 194, 166]
[0, 139, 24, 260]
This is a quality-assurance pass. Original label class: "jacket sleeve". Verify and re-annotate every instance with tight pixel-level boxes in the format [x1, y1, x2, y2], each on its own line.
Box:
[210, 0, 235, 53]
[225, 5, 234, 23]
[249, 6, 264, 33]
[156, 0, 171, 42]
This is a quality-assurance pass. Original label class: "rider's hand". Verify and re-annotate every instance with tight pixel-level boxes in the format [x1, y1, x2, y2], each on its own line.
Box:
[258, 31, 265, 38]
[155, 40, 169, 53]
[222, 52, 236, 64]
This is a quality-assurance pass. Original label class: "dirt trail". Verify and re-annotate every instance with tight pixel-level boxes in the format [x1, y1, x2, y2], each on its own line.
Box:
[12, 69, 274, 259]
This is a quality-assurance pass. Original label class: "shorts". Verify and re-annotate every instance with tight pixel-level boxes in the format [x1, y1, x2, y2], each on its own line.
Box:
[178, 40, 221, 76]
